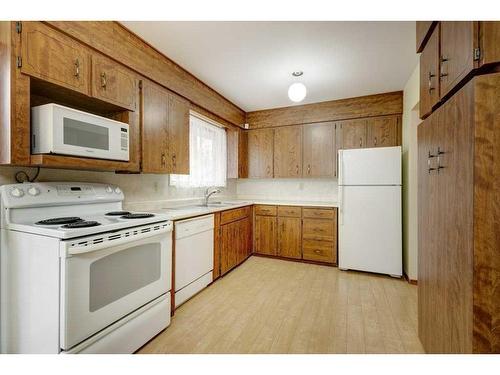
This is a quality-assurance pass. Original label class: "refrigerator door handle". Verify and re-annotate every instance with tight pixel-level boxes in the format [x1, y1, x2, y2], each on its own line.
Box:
[338, 185, 343, 225]
[338, 150, 343, 185]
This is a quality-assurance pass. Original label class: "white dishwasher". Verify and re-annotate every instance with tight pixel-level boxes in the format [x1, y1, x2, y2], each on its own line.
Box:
[174, 214, 214, 307]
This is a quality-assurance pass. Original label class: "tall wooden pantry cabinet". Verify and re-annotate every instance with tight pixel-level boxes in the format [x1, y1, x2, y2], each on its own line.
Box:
[417, 72, 500, 353]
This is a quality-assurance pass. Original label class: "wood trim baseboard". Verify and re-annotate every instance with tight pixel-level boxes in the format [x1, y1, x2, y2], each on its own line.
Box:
[404, 272, 418, 285]
[252, 252, 337, 267]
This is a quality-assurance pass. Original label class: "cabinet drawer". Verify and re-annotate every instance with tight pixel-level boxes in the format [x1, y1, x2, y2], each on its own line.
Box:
[254, 205, 277, 216]
[303, 239, 336, 264]
[302, 208, 335, 219]
[302, 219, 335, 241]
[277, 206, 301, 218]
[220, 206, 251, 225]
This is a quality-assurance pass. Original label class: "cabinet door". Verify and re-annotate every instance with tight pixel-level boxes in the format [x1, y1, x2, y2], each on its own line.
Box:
[247, 129, 274, 178]
[221, 220, 239, 275]
[417, 111, 439, 353]
[92, 54, 138, 111]
[21, 21, 90, 95]
[416, 21, 436, 53]
[420, 24, 440, 119]
[479, 21, 500, 66]
[167, 94, 190, 174]
[438, 85, 474, 353]
[303, 122, 336, 177]
[337, 119, 367, 150]
[277, 217, 302, 259]
[254, 215, 277, 255]
[141, 81, 169, 173]
[439, 21, 477, 98]
[366, 116, 399, 148]
[227, 129, 248, 179]
[274, 125, 303, 177]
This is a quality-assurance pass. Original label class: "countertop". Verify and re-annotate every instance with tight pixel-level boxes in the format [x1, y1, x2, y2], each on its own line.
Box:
[145, 199, 338, 222]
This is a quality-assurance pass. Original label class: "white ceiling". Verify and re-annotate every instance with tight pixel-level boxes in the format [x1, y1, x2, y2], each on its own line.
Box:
[121, 21, 418, 112]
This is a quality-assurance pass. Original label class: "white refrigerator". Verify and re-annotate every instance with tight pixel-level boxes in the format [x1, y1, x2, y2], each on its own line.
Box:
[338, 146, 402, 277]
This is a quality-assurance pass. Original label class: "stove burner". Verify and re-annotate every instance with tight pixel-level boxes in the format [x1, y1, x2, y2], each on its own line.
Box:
[121, 213, 155, 219]
[36, 217, 83, 225]
[62, 221, 102, 229]
[105, 211, 131, 216]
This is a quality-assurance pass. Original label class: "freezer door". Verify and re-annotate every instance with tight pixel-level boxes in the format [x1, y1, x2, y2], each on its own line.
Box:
[338, 146, 401, 186]
[338, 185, 402, 276]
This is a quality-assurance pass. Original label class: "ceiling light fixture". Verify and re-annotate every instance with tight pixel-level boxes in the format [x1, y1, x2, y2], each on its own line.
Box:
[288, 71, 306, 103]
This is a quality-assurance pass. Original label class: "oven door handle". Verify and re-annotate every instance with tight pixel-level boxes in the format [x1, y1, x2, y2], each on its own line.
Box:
[66, 226, 172, 256]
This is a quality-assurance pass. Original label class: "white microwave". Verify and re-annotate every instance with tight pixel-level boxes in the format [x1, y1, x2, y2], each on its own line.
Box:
[32, 104, 129, 161]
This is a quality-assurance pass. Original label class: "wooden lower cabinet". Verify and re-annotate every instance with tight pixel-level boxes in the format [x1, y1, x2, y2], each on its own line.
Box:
[277, 217, 301, 259]
[219, 208, 252, 277]
[418, 73, 500, 353]
[254, 205, 338, 265]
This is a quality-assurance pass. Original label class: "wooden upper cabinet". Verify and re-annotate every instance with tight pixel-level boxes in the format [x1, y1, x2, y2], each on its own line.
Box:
[277, 217, 302, 259]
[21, 22, 90, 95]
[141, 81, 189, 174]
[439, 22, 477, 98]
[337, 119, 367, 150]
[274, 125, 303, 178]
[416, 21, 437, 53]
[91, 54, 138, 111]
[420, 24, 440, 119]
[141, 81, 169, 173]
[247, 128, 274, 178]
[167, 94, 190, 174]
[479, 21, 500, 67]
[366, 116, 399, 148]
[227, 129, 248, 179]
[254, 215, 277, 256]
[303, 122, 336, 177]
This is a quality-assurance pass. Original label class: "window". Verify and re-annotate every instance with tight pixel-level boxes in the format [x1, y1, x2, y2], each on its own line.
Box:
[170, 114, 227, 188]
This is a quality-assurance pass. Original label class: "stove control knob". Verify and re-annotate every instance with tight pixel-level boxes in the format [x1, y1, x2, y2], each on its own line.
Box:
[105, 186, 113, 194]
[10, 188, 24, 198]
[27, 186, 40, 196]
[114, 187, 122, 194]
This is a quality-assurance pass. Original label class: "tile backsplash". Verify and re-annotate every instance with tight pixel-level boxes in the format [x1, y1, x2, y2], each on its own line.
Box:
[0, 167, 337, 205]
[0, 166, 237, 205]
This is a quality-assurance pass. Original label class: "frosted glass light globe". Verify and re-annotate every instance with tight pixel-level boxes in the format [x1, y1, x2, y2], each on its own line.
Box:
[288, 82, 307, 102]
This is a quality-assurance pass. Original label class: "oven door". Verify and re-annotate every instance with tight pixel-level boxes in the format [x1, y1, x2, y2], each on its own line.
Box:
[59, 224, 172, 351]
[52, 105, 129, 161]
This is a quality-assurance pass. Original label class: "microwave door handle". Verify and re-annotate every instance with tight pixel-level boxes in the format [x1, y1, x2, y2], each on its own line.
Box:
[66, 226, 172, 256]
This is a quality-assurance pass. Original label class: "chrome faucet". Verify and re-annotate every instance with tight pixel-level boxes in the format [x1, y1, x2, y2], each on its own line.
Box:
[204, 187, 221, 206]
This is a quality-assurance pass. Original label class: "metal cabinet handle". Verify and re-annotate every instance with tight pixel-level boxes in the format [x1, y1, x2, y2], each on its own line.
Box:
[359, 137, 362, 148]
[307, 164, 311, 175]
[101, 72, 107, 88]
[314, 249, 321, 254]
[440, 56, 449, 79]
[172, 154, 177, 168]
[266, 166, 271, 176]
[74, 58, 80, 78]
[437, 147, 445, 173]
[161, 153, 166, 167]
[428, 150, 437, 174]
[428, 71, 436, 92]
[374, 137, 378, 146]
[296, 164, 299, 175]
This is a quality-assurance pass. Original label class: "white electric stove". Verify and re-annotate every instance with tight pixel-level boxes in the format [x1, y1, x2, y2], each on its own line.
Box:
[0, 182, 173, 354]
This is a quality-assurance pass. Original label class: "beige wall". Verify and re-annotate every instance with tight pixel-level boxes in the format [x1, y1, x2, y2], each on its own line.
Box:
[236, 178, 338, 202]
[0, 166, 237, 205]
[402, 62, 421, 281]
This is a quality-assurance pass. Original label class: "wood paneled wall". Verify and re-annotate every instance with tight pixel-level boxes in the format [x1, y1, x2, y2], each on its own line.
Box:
[246, 91, 403, 129]
[47, 21, 246, 127]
